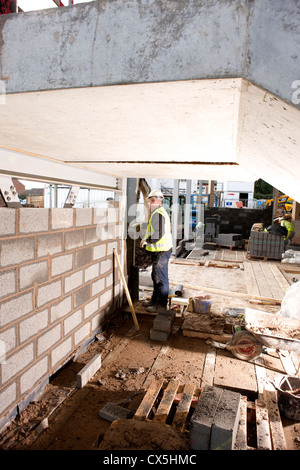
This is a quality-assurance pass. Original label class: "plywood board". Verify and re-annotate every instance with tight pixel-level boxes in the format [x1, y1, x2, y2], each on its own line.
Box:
[214, 350, 258, 396]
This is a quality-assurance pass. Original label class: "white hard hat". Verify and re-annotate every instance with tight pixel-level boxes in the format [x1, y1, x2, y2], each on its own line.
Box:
[147, 189, 164, 199]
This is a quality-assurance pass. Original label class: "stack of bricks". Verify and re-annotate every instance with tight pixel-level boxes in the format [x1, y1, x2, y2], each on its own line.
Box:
[189, 385, 241, 450]
[0, 205, 124, 430]
[149, 309, 175, 341]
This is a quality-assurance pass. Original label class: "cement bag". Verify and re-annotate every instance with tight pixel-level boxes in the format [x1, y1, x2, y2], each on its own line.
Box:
[279, 281, 300, 320]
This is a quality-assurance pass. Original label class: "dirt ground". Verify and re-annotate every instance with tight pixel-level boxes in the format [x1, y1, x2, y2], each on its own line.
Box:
[0, 256, 299, 452]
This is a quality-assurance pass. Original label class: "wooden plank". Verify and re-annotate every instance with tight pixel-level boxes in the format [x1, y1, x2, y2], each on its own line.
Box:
[133, 378, 163, 421]
[243, 261, 260, 296]
[263, 386, 287, 450]
[259, 262, 285, 299]
[172, 383, 196, 432]
[251, 262, 273, 298]
[143, 346, 169, 389]
[233, 396, 248, 450]
[169, 281, 282, 303]
[201, 345, 216, 388]
[152, 380, 179, 424]
[255, 399, 272, 450]
[268, 264, 290, 294]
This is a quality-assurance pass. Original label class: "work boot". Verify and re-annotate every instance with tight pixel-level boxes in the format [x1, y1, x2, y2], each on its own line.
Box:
[146, 304, 159, 313]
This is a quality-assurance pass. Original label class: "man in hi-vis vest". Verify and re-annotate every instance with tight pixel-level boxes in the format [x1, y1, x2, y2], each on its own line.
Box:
[140, 189, 173, 313]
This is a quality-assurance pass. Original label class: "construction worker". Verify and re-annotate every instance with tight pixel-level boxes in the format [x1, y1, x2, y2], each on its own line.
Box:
[279, 215, 296, 249]
[140, 189, 173, 313]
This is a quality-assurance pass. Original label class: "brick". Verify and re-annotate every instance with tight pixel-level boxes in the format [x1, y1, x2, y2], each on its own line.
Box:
[64, 308, 82, 335]
[75, 208, 93, 227]
[64, 270, 83, 294]
[65, 229, 84, 251]
[51, 337, 72, 369]
[189, 385, 223, 450]
[93, 243, 106, 261]
[100, 258, 112, 275]
[20, 308, 48, 344]
[100, 289, 112, 308]
[84, 297, 99, 319]
[19, 260, 48, 290]
[153, 315, 172, 333]
[91, 311, 105, 331]
[74, 285, 90, 308]
[0, 237, 35, 267]
[0, 208, 15, 237]
[37, 279, 62, 308]
[50, 295, 72, 322]
[74, 322, 90, 346]
[37, 323, 61, 356]
[98, 402, 134, 422]
[0, 325, 17, 356]
[76, 353, 101, 388]
[19, 208, 49, 233]
[0, 268, 16, 299]
[92, 277, 105, 296]
[85, 227, 100, 245]
[37, 232, 62, 258]
[20, 356, 48, 395]
[85, 262, 99, 283]
[0, 291, 34, 327]
[75, 246, 92, 269]
[149, 330, 170, 341]
[0, 382, 17, 416]
[93, 207, 107, 225]
[99, 225, 115, 241]
[51, 208, 73, 230]
[52, 253, 73, 277]
[107, 241, 118, 255]
[1, 343, 34, 384]
[210, 389, 241, 450]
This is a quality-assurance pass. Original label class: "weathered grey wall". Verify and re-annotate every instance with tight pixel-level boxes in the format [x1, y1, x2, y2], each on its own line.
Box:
[0, 0, 299, 106]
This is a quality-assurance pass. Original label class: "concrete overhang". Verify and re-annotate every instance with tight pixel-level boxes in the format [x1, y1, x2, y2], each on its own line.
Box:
[0, 77, 299, 201]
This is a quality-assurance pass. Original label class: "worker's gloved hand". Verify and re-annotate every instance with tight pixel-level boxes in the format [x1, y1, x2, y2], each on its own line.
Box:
[140, 238, 147, 248]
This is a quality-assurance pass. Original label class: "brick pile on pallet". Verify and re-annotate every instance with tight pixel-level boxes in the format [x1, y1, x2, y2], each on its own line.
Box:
[248, 230, 284, 259]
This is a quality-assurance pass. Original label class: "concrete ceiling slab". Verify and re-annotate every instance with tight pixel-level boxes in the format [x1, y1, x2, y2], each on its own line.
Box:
[0, 78, 299, 201]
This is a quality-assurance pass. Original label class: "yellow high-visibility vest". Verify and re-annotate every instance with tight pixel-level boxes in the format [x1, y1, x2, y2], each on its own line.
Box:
[145, 206, 173, 252]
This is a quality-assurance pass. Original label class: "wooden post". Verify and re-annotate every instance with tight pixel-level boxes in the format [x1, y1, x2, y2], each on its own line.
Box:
[113, 248, 139, 331]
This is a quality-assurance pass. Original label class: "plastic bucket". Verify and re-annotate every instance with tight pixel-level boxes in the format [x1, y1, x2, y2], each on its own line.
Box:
[194, 295, 212, 314]
[275, 375, 300, 421]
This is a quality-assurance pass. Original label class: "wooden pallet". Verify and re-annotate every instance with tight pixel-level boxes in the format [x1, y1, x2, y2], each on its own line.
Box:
[133, 378, 199, 433]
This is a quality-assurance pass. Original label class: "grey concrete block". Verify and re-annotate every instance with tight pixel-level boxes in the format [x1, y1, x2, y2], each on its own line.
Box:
[1, 343, 34, 384]
[64, 308, 82, 335]
[20, 308, 48, 343]
[65, 229, 84, 251]
[20, 356, 48, 395]
[0, 268, 16, 299]
[98, 402, 134, 422]
[52, 253, 73, 277]
[150, 329, 170, 341]
[153, 315, 172, 333]
[19, 208, 49, 233]
[0, 291, 34, 327]
[1, 237, 35, 267]
[75, 246, 92, 269]
[50, 295, 72, 322]
[74, 284, 91, 308]
[51, 208, 73, 230]
[75, 208, 93, 227]
[37, 324, 62, 356]
[189, 385, 223, 450]
[210, 389, 241, 450]
[0, 208, 15, 237]
[37, 232, 62, 258]
[93, 243, 106, 261]
[37, 279, 62, 308]
[19, 260, 48, 290]
[64, 269, 83, 294]
[76, 353, 102, 388]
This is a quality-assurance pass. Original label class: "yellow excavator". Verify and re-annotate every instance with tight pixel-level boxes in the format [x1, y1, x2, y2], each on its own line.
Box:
[266, 194, 293, 216]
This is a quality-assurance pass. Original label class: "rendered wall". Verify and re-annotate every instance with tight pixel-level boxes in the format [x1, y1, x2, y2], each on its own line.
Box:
[0, 205, 124, 430]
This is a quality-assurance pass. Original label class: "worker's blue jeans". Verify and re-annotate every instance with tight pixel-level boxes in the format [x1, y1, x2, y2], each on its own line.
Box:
[150, 249, 172, 308]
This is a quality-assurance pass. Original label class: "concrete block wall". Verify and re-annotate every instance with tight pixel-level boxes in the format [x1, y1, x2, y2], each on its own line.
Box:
[0, 205, 124, 430]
